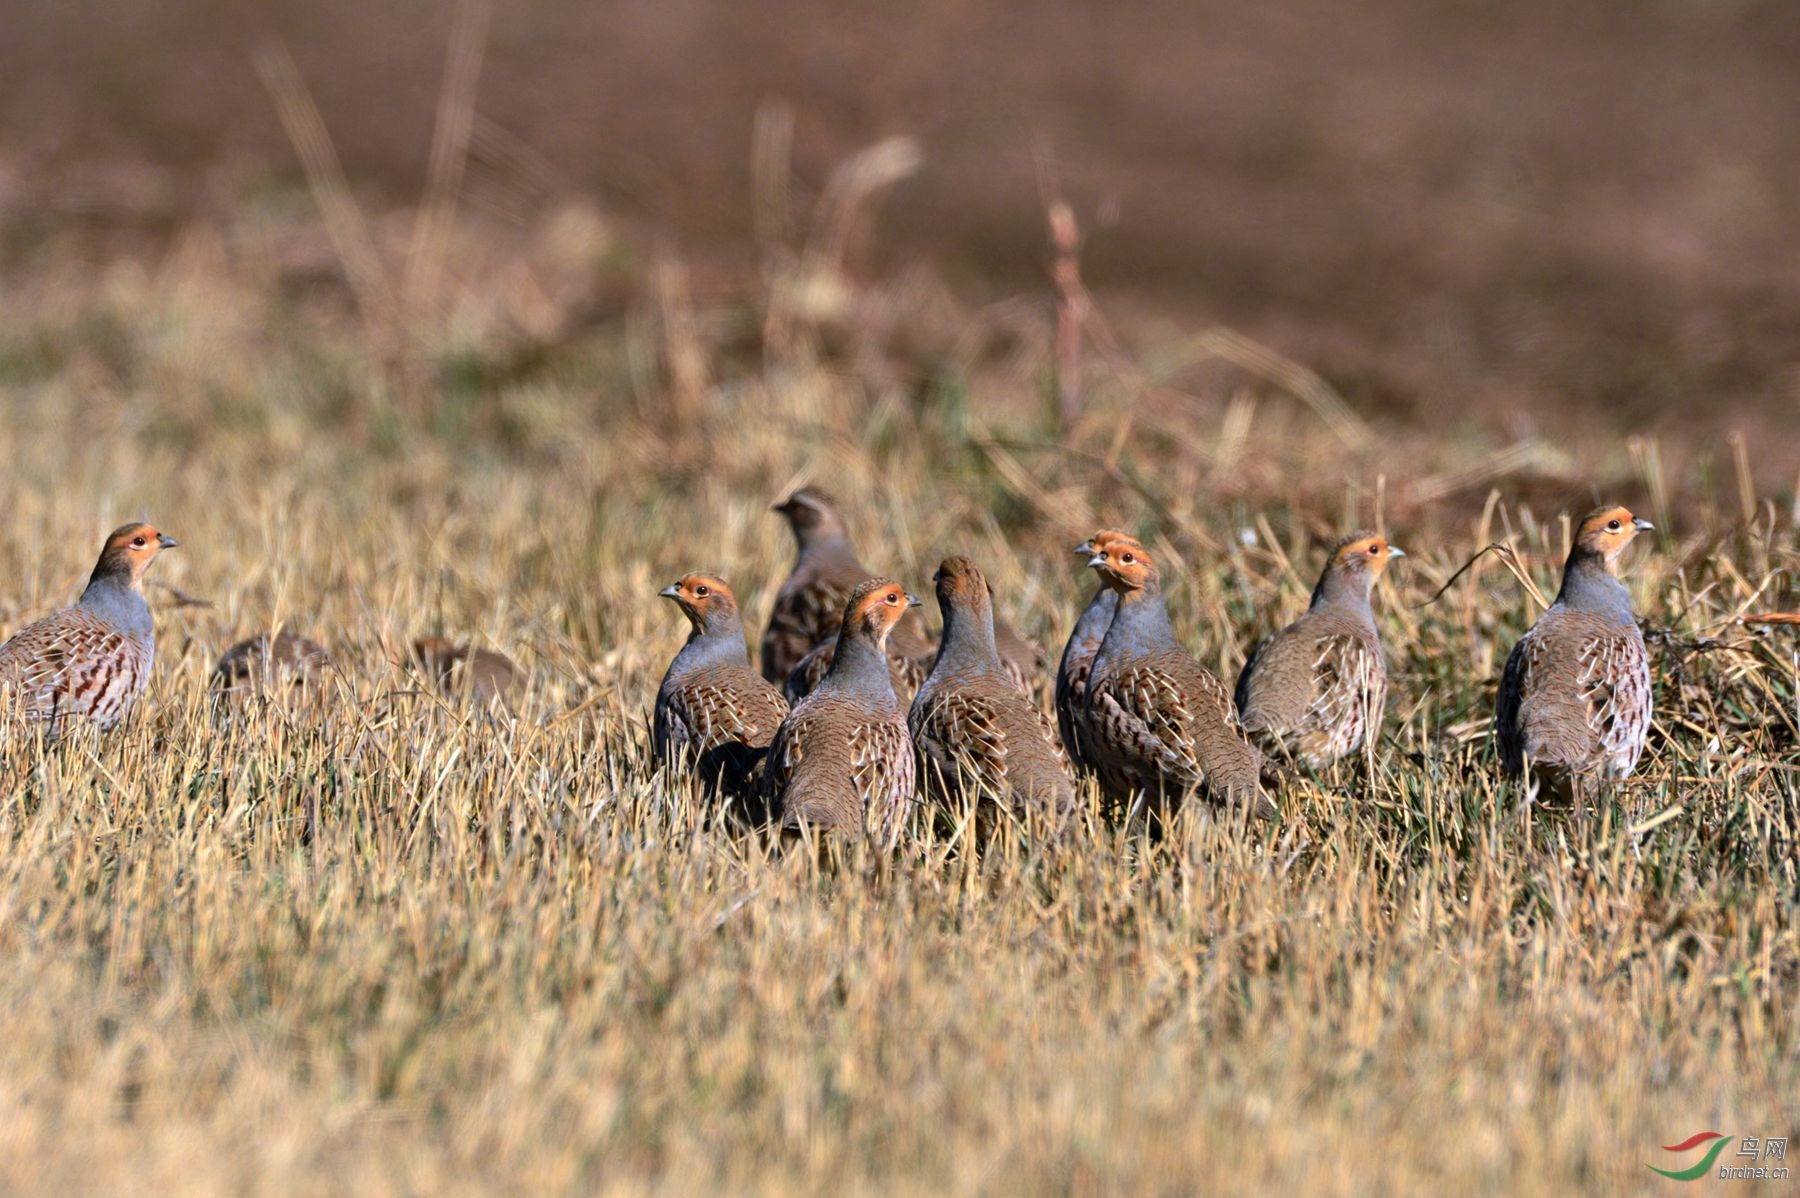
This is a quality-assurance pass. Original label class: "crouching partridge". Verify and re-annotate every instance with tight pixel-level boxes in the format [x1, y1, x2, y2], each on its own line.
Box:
[1077, 535, 1273, 819]
[213, 631, 332, 696]
[765, 578, 920, 848]
[1235, 531, 1403, 770]
[0, 522, 177, 734]
[910, 557, 1075, 819]
[1495, 505, 1655, 802]
[654, 573, 790, 806]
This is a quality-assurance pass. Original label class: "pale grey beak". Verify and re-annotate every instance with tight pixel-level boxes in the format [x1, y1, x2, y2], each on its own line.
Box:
[1633, 518, 1655, 531]
[1087, 552, 1109, 569]
[158, 533, 178, 549]
[1388, 546, 1407, 559]
[658, 584, 681, 600]
[904, 592, 921, 608]
[1073, 540, 1095, 556]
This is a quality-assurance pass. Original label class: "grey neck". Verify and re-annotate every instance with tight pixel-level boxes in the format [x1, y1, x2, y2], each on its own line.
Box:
[1555, 554, 1637, 623]
[79, 576, 153, 637]
[821, 622, 896, 703]
[669, 622, 752, 678]
[1309, 570, 1377, 627]
[934, 595, 1001, 676]
[1092, 585, 1176, 675]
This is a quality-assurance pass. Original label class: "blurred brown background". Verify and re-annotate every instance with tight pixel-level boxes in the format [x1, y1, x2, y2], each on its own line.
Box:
[4, 0, 1799, 441]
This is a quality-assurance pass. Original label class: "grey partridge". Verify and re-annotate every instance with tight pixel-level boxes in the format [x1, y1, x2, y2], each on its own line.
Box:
[1235, 531, 1404, 769]
[1055, 530, 1130, 772]
[761, 488, 930, 683]
[1077, 535, 1273, 819]
[1495, 505, 1655, 802]
[412, 637, 518, 708]
[0, 522, 177, 734]
[212, 631, 332, 696]
[910, 557, 1075, 818]
[765, 577, 920, 848]
[654, 572, 790, 804]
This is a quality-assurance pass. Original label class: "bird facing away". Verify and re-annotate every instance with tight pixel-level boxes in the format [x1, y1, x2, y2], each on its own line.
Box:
[212, 631, 332, 696]
[1056, 529, 1132, 772]
[1495, 505, 1655, 802]
[766, 578, 920, 848]
[1077, 535, 1274, 819]
[412, 637, 518, 708]
[760, 488, 930, 684]
[654, 572, 790, 806]
[0, 522, 177, 734]
[1235, 532, 1404, 770]
[910, 557, 1075, 819]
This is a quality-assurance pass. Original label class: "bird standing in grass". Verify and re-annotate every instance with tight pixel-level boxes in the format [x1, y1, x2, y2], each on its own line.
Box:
[0, 522, 177, 733]
[1235, 532, 1404, 770]
[654, 573, 790, 806]
[1056, 529, 1130, 772]
[213, 631, 332, 696]
[766, 578, 920, 848]
[910, 557, 1075, 819]
[761, 488, 930, 686]
[1495, 505, 1655, 802]
[1077, 535, 1273, 819]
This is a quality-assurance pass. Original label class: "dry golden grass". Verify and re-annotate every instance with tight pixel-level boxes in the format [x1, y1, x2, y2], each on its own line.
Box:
[0, 198, 1793, 1197]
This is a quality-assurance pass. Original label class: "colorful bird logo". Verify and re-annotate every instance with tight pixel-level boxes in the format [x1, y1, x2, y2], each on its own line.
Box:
[1649, 1132, 1735, 1180]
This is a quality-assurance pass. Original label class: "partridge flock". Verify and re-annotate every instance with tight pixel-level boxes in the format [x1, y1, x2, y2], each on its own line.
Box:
[652, 492, 1666, 847]
[0, 497, 1663, 851]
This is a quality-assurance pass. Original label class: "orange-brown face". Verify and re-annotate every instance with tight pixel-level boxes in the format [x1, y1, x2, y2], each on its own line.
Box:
[1087, 535, 1156, 593]
[1331, 533, 1405, 580]
[1575, 505, 1653, 564]
[846, 578, 919, 641]
[101, 522, 177, 583]
[1074, 529, 1131, 560]
[659, 573, 738, 626]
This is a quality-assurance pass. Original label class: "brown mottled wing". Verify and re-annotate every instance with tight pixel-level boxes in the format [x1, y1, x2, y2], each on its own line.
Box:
[1301, 633, 1385, 767]
[913, 689, 1073, 813]
[0, 610, 149, 730]
[1092, 654, 1267, 813]
[762, 572, 857, 683]
[1497, 613, 1649, 781]
[677, 676, 787, 755]
[658, 669, 789, 799]
[768, 699, 915, 844]
[849, 714, 916, 848]
[1576, 628, 1652, 776]
[1233, 628, 1313, 737]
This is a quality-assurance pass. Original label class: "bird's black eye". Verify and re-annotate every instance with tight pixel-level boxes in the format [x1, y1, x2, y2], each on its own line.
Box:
[694, 585, 709, 597]
[1121, 553, 1135, 564]
[1607, 520, 1621, 531]
[132, 537, 146, 548]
